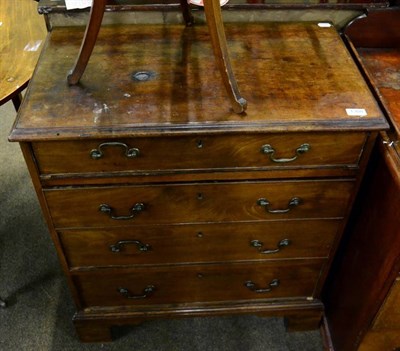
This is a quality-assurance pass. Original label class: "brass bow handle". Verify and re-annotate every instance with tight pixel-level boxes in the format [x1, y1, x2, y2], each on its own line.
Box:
[261, 143, 310, 163]
[257, 197, 302, 214]
[117, 286, 155, 299]
[90, 142, 140, 159]
[110, 240, 151, 253]
[250, 238, 291, 254]
[99, 203, 145, 220]
[244, 279, 280, 293]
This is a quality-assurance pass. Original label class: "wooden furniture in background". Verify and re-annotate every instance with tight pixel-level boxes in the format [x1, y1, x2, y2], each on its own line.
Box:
[9, 18, 387, 342]
[0, 0, 46, 309]
[0, 0, 46, 110]
[67, 0, 247, 114]
[323, 8, 400, 351]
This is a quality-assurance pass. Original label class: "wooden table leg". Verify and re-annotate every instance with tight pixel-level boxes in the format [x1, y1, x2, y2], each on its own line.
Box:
[11, 92, 23, 111]
[67, 0, 106, 85]
[203, 0, 247, 114]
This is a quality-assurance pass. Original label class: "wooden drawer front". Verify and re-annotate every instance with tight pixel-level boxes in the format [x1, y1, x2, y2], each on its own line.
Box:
[45, 180, 354, 228]
[32, 132, 366, 175]
[73, 260, 324, 308]
[60, 220, 340, 268]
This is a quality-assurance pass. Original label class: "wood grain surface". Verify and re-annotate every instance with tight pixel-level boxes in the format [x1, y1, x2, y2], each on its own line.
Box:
[0, 0, 46, 105]
[9, 22, 387, 141]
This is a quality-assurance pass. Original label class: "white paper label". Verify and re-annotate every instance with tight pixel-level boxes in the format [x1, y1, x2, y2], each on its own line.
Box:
[65, 0, 92, 10]
[346, 108, 367, 117]
[318, 23, 332, 28]
[188, 0, 229, 6]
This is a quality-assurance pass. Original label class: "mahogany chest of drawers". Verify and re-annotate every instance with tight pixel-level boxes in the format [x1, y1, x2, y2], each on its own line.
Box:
[9, 22, 387, 342]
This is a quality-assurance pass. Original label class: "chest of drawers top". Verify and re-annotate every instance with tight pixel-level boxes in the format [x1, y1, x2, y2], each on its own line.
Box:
[9, 22, 386, 142]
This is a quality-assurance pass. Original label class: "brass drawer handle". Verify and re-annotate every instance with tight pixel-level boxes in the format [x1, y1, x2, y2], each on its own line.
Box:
[110, 240, 151, 253]
[257, 197, 302, 214]
[245, 279, 280, 293]
[99, 203, 145, 220]
[117, 285, 155, 299]
[261, 143, 310, 163]
[90, 142, 140, 159]
[250, 239, 291, 254]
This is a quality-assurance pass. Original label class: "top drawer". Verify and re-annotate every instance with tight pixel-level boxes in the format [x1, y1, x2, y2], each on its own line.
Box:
[32, 132, 366, 175]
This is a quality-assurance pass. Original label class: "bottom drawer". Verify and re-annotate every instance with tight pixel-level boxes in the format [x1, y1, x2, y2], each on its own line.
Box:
[73, 259, 324, 308]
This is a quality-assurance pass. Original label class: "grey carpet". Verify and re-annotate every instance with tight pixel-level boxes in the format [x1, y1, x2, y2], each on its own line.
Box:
[0, 98, 323, 350]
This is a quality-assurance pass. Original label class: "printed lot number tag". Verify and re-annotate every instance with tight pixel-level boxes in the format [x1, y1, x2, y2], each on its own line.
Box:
[346, 108, 367, 117]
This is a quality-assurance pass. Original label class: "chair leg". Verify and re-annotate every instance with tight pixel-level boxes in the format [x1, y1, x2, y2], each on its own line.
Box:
[67, 0, 245, 113]
[202, 0, 247, 114]
[67, 0, 107, 85]
[179, 0, 194, 26]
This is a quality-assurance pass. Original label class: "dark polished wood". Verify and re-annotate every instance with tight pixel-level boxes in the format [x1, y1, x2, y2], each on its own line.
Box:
[60, 219, 340, 268]
[356, 48, 400, 136]
[323, 8, 400, 351]
[9, 21, 387, 342]
[9, 23, 386, 142]
[344, 8, 400, 48]
[31, 132, 367, 175]
[73, 260, 324, 307]
[44, 180, 355, 227]
[37, 0, 390, 12]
